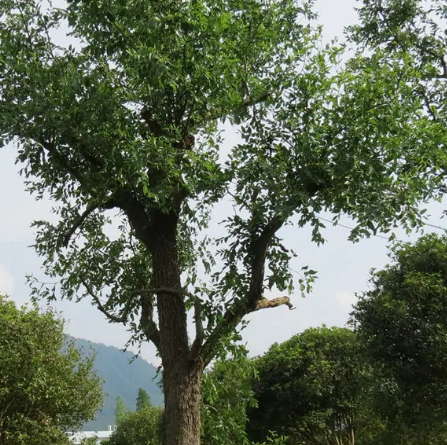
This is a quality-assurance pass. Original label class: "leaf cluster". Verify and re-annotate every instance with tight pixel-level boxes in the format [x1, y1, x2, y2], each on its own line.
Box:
[0, 294, 103, 445]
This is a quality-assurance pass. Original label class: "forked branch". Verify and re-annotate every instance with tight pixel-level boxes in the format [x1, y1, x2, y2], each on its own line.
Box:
[135, 287, 203, 357]
[200, 180, 329, 365]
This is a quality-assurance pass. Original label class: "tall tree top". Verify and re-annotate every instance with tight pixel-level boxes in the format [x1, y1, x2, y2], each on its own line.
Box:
[136, 388, 152, 412]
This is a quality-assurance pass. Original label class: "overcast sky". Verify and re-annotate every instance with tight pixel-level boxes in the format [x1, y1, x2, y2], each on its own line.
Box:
[1, 0, 446, 365]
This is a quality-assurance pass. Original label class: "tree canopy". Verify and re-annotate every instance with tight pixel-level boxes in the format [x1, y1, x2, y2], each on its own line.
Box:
[352, 0, 447, 132]
[0, 294, 103, 445]
[108, 406, 163, 445]
[247, 327, 381, 445]
[352, 234, 447, 440]
[1, 0, 447, 444]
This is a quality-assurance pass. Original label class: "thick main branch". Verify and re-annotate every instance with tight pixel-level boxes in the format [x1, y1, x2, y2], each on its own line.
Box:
[200, 179, 330, 365]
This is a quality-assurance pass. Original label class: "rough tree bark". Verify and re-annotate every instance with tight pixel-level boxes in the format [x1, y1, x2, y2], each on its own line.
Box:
[162, 358, 203, 445]
[146, 211, 204, 445]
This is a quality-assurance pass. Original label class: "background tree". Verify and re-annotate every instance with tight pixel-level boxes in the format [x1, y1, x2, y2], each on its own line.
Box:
[0, 294, 103, 445]
[136, 388, 152, 412]
[246, 327, 382, 445]
[352, 234, 447, 441]
[115, 396, 128, 426]
[1, 1, 446, 444]
[108, 406, 163, 445]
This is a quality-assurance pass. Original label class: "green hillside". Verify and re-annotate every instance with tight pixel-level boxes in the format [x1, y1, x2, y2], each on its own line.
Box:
[71, 337, 163, 431]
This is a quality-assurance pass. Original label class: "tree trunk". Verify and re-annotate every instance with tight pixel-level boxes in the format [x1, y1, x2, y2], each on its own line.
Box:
[162, 359, 203, 445]
[148, 212, 204, 445]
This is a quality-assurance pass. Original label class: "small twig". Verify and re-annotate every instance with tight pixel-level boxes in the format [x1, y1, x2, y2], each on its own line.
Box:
[59, 197, 118, 248]
[80, 277, 131, 324]
[60, 202, 99, 247]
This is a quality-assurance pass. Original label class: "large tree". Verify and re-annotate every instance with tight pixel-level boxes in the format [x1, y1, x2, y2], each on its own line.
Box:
[351, 234, 447, 441]
[0, 1, 446, 444]
[0, 294, 103, 444]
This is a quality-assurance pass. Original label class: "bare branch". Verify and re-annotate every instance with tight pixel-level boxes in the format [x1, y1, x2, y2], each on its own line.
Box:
[437, 55, 447, 79]
[137, 290, 161, 349]
[59, 202, 99, 248]
[80, 277, 130, 324]
[255, 295, 295, 311]
[59, 197, 119, 248]
[422, 92, 437, 121]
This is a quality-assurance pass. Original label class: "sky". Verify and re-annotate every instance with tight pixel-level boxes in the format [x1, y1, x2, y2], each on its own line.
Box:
[0, 0, 446, 366]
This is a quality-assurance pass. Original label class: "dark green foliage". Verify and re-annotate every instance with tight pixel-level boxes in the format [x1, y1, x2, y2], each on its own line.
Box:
[71, 338, 162, 431]
[247, 327, 381, 445]
[351, 0, 447, 148]
[352, 234, 447, 439]
[0, 295, 103, 445]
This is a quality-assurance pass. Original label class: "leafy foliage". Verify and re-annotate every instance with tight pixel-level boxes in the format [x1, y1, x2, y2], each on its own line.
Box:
[247, 327, 381, 445]
[352, 0, 447, 142]
[0, 294, 103, 445]
[79, 438, 100, 445]
[108, 406, 163, 445]
[352, 234, 447, 439]
[201, 345, 257, 445]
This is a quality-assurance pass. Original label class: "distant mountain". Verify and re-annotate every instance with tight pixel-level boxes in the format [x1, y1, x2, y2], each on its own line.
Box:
[71, 337, 163, 431]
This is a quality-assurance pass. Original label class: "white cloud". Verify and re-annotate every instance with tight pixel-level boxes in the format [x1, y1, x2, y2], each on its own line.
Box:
[0, 265, 15, 295]
[334, 291, 357, 311]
